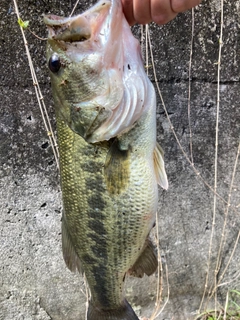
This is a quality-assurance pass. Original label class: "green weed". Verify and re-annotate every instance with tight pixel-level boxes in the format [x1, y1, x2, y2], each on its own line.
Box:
[195, 290, 240, 320]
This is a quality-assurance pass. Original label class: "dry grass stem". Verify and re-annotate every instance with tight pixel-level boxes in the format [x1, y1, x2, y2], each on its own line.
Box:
[147, 26, 172, 320]
[216, 230, 240, 290]
[188, 8, 195, 164]
[70, 0, 80, 17]
[146, 17, 238, 214]
[27, 28, 47, 40]
[199, 0, 224, 312]
[144, 25, 169, 319]
[83, 273, 91, 320]
[223, 291, 229, 320]
[146, 25, 149, 77]
[209, 142, 240, 302]
[153, 264, 170, 319]
[217, 271, 240, 289]
[149, 211, 164, 320]
[13, 0, 59, 169]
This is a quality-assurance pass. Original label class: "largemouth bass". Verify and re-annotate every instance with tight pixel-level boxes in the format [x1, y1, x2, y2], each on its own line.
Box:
[44, 0, 168, 319]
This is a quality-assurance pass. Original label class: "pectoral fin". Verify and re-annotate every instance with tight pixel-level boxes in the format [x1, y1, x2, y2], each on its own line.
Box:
[128, 238, 158, 278]
[62, 215, 83, 274]
[154, 142, 168, 190]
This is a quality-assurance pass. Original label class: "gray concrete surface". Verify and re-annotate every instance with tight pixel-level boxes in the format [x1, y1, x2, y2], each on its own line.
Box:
[0, 0, 239, 319]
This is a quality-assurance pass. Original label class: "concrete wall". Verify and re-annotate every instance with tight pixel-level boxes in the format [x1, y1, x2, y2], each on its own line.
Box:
[0, 0, 239, 319]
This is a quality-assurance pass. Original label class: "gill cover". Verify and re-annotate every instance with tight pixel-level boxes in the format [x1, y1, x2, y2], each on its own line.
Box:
[44, 0, 154, 143]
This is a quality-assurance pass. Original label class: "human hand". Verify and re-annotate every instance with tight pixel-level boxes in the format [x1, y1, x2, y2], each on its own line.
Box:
[122, 0, 201, 26]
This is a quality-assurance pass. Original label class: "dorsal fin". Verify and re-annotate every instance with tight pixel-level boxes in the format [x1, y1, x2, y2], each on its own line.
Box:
[154, 142, 168, 190]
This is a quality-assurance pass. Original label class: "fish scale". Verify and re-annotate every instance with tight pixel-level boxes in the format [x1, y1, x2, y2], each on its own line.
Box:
[57, 117, 127, 307]
[44, 0, 168, 319]
[57, 109, 158, 309]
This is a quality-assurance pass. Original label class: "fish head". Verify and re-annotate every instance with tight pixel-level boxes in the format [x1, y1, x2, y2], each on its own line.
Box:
[44, 0, 147, 142]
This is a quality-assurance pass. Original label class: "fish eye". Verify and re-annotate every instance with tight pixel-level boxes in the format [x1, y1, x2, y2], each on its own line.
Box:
[48, 53, 61, 73]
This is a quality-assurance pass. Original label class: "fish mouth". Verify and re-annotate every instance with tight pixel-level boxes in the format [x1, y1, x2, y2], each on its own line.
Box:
[43, 0, 113, 43]
[43, 14, 92, 42]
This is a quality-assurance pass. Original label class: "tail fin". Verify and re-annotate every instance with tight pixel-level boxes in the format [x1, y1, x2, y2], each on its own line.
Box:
[87, 299, 139, 320]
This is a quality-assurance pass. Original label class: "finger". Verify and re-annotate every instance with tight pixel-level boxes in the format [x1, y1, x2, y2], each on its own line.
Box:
[151, 0, 177, 25]
[133, 0, 151, 25]
[122, 0, 136, 26]
[171, 0, 202, 13]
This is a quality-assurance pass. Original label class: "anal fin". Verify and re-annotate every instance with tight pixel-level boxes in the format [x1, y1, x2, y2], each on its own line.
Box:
[128, 238, 158, 278]
[154, 142, 168, 190]
[62, 216, 83, 274]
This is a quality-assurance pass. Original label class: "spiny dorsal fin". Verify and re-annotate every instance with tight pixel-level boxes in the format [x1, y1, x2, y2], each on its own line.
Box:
[154, 142, 168, 190]
[128, 238, 158, 278]
[62, 215, 83, 274]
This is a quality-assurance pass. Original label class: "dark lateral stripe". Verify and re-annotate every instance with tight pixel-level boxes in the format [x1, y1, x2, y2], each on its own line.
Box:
[88, 210, 101, 220]
[85, 177, 105, 193]
[88, 219, 106, 235]
[81, 160, 102, 173]
[91, 264, 111, 308]
[90, 243, 108, 260]
[89, 232, 106, 244]
[82, 253, 98, 265]
[87, 193, 105, 211]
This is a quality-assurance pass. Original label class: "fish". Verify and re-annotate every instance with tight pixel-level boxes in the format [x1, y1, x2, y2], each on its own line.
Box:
[44, 0, 168, 319]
